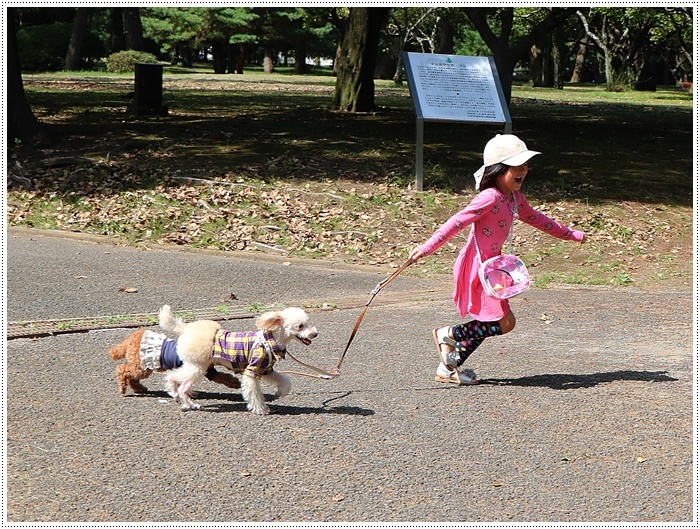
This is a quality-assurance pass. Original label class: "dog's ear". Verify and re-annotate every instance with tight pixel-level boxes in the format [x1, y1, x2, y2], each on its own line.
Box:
[256, 311, 283, 330]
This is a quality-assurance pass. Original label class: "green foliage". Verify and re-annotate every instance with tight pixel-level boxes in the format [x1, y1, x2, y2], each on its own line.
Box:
[141, 7, 259, 67]
[16, 20, 107, 72]
[105, 50, 159, 73]
[453, 26, 490, 57]
[17, 22, 72, 72]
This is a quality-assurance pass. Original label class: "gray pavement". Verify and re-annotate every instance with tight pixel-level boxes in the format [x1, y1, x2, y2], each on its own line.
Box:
[5, 227, 694, 523]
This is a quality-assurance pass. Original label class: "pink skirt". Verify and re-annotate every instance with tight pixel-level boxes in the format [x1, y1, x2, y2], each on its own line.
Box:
[453, 243, 510, 322]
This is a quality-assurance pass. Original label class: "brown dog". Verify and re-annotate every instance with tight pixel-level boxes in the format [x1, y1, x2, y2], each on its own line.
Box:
[109, 328, 240, 395]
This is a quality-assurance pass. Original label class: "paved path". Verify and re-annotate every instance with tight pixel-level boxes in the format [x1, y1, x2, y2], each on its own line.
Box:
[6, 228, 694, 522]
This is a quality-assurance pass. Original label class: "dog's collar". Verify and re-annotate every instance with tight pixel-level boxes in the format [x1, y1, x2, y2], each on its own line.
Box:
[255, 330, 286, 359]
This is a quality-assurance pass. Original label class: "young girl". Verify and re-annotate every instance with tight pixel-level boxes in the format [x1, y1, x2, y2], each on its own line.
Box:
[409, 134, 586, 385]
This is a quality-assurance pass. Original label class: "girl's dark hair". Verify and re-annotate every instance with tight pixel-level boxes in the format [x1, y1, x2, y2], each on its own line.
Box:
[478, 163, 509, 191]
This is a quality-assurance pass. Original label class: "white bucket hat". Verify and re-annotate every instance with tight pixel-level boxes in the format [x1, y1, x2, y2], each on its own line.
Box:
[473, 134, 541, 189]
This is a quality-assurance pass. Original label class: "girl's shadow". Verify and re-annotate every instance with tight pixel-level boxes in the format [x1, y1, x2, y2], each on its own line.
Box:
[479, 370, 677, 390]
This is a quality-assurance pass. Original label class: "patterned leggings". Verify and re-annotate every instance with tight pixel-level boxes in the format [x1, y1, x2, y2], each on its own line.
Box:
[451, 319, 503, 366]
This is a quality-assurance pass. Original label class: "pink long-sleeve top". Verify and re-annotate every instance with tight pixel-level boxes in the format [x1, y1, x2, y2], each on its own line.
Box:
[418, 188, 585, 321]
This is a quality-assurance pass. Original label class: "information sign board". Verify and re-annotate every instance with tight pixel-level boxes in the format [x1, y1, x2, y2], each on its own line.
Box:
[403, 52, 512, 190]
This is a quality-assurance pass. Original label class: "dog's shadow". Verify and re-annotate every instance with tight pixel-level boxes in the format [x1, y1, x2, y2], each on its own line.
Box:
[478, 370, 677, 390]
[203, 390, 374, 416]
[127, 390, 375, 416]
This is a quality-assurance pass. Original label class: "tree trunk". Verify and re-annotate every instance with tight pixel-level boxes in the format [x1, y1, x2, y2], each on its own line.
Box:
[530, 44, 552, 88]
[110, 7, 125, 53]
[263, 49, 275, 73]
[7, 7, 42, 144]
[333, 43, 342, 76]
[392, 49, 404, 85]
[65, 7, 89, 70]
[576, 10, 614, 88]
[569, 34, 588, 83]
[211, 39, 228, 74]
[634, 56, 657, 91]
[123, 7, 145, 51]
[333, 7, 390, 112]
[551, 25, 564, 89]
[235, 43, 245, 74]
[181, 45, 193, 68]
[294, 45, 307, 74]
[437, 15, 455, 54]
[463, 8, 518, 104]
[227, 44, 236, 73]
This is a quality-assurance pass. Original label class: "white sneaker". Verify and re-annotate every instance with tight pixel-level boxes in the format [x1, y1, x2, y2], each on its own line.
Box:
[435, 363, 477, 385]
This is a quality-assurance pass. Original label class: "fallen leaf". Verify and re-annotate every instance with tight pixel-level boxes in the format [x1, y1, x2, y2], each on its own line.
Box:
[636, 456, 647, 463]
[332, 494, 345, 502]
[490, 481, 503, 487]
[119, 287, 138, 293]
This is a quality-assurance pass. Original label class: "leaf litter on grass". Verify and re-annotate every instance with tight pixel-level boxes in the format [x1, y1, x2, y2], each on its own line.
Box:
[8, 75, 693, 291]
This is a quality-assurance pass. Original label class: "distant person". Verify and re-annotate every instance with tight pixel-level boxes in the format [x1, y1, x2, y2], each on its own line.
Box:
[409, 134, 586, 384]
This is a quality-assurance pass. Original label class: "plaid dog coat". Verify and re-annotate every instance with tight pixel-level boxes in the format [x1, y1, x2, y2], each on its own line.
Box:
[211, 329, 285, 379]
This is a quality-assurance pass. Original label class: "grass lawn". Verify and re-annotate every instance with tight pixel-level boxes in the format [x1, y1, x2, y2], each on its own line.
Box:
[7, 67, 693, 291]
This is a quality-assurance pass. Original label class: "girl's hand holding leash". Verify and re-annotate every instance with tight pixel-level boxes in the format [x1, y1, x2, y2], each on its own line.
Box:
[408, 247, 424, 262]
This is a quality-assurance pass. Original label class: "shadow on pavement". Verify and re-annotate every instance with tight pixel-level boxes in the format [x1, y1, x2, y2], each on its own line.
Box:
[201, 402, 374, 416]
[479, 370, 678, 390]
[126, 389, 375, 416]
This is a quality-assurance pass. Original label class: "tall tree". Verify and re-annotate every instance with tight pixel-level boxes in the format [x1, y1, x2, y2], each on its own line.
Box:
[333, 7, 390, 112]
[7, 7, 42, 144]
[123, 7, 145, 51]
[65, 7, 89, 70]
[463, 7, 577, 105]
[436, 12, 457, 54]
[569, 33, 590, 83]
[110, 7, 125, 53]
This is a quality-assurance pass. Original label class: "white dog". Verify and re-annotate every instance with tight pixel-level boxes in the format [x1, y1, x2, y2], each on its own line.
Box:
[158, 305, 318, 415]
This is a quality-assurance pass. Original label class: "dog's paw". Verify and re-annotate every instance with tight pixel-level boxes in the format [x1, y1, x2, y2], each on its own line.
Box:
[275, 376, 292, 398]
[130, 382, 149, 394]
[249, 403, 270, 415]
[275, 387, 290, 399]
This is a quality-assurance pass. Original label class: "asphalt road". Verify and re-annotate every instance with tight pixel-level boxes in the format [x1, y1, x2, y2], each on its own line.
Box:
[6, 228, 694, 523]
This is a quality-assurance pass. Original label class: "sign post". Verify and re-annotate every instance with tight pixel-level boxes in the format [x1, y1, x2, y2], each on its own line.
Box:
[403, 52, 512, 191]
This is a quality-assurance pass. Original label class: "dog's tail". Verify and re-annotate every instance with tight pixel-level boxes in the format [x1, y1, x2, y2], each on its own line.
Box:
[159, 305, 186, 336]
[108, 344, 126, 360]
